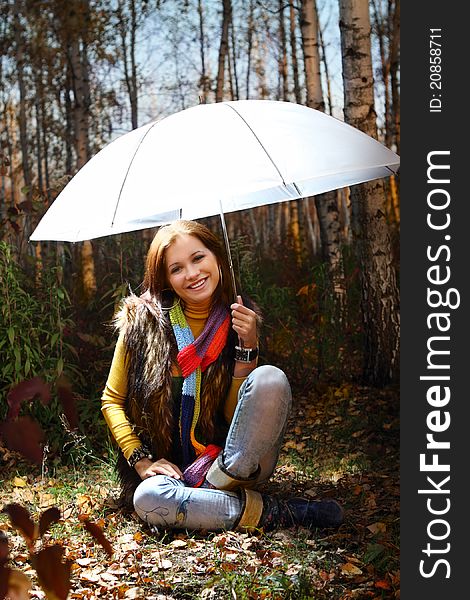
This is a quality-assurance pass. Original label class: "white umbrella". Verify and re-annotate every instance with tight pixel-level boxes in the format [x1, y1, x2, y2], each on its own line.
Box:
[30, 100, 399, 297]
[30, 100, 399, 243]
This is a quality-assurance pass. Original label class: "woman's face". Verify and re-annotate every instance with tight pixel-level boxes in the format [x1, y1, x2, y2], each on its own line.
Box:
[165, 233, 220, 305]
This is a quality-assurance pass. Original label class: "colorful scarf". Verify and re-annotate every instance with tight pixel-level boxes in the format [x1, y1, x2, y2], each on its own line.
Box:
[169, 301, 230, 467]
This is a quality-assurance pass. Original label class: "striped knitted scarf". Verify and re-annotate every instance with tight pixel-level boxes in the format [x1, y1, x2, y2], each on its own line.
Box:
[169, 301, 230, 467]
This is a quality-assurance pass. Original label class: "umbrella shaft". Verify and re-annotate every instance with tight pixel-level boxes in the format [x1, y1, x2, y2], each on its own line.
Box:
[218, 202, 238, 305]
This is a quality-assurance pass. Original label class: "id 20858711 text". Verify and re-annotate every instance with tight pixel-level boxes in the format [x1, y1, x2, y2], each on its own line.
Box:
[429, 29, 443, 113]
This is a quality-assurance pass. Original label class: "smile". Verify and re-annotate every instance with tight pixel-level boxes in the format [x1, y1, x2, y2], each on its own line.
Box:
[187, 277, 208, 290]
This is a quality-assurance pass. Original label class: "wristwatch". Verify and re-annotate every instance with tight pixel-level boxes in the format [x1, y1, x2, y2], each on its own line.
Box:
[234, 345, 259, 363]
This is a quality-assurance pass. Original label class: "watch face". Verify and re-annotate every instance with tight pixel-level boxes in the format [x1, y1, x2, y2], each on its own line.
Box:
[235, 346, 258, 362]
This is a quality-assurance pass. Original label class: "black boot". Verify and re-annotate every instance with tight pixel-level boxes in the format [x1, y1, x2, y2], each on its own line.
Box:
[259, 495, 344, 532]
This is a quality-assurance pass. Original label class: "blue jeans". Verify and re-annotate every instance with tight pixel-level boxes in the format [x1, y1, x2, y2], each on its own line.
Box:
[133, 365, 292, 530]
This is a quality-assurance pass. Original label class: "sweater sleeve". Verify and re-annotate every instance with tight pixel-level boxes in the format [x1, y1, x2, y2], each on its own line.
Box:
[223, 376, 246, 423]
[101, 332, 142, 460]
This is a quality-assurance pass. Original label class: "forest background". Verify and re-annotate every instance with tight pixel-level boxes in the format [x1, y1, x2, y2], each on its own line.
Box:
[0, 1, 400, 599]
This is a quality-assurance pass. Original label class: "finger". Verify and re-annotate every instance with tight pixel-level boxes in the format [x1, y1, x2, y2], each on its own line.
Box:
[161, 460, 184, 478]
[152, 464, 181, 479]
[231, 303, 253, 316]
[232, 317, 251, 328]
[231, 312, 255, 329]
[154, 459, 184, 478]
[173, 464, 184, 478]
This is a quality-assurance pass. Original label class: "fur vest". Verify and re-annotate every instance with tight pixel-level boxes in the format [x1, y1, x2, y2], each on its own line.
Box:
[113, 293, 237, 508]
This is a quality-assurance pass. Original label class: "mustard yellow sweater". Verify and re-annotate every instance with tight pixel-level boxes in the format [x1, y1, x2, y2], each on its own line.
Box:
[101, 302, 245, 460]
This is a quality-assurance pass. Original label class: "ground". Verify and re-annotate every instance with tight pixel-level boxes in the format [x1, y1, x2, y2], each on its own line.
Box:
[0, 383, 399, 600]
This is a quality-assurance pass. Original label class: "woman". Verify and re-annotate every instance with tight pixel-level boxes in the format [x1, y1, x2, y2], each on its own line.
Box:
[101, 220, 343, 532]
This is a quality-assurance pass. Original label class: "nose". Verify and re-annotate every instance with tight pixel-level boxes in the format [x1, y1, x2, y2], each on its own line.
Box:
[185, 264, 200, 280]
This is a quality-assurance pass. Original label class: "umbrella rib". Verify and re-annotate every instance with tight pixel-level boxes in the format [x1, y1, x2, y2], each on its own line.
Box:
[111, 121, 160, 226]
[225, 104, 288, 187]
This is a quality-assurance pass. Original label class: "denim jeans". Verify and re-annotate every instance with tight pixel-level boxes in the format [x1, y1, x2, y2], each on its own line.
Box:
[133, 365, 292, 530]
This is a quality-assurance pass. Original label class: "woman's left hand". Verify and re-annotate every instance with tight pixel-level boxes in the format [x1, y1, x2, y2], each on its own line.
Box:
[230, 296, 258, 348]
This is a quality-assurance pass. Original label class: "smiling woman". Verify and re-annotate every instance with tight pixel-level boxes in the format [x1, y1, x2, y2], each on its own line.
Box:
[165, 235, 221, 305]
[100, 220, 344, 533]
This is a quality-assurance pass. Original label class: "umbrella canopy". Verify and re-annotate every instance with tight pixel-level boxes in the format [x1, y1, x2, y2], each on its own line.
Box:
[30, 100, 399, 243]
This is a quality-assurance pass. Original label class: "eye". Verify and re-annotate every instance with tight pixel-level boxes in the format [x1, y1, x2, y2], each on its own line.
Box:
[194, 254, 205, 262]
[170, 266, 181, 274]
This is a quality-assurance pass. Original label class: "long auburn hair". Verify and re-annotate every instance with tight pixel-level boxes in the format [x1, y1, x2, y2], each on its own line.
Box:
[143, 220, 235, 307]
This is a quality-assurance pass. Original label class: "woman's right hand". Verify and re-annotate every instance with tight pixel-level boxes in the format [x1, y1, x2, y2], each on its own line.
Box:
[135, 457, 184, 480]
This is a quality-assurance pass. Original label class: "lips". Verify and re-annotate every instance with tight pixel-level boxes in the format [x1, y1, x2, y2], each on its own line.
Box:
[187, 277, 208, 290]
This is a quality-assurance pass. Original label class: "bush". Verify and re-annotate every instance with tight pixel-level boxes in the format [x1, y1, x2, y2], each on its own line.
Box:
[0, 242, 79, 453]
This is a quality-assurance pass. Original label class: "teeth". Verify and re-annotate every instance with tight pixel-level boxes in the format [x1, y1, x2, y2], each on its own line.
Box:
[189, 278, 206, 289]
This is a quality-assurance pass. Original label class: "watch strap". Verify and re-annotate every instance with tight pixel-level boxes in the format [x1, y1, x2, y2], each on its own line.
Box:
[234, 345, 259, 363]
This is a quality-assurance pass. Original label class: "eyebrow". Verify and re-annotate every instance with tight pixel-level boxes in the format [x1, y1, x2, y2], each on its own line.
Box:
[168, 250, 205, 269]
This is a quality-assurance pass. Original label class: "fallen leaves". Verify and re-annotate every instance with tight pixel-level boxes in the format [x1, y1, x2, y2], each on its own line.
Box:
[0, 382, 399, 599]
[80, 518, 113, 557]
[341, 562, 363, 576]
[12, 477, 28, 489]
[366, 522, 387, 535]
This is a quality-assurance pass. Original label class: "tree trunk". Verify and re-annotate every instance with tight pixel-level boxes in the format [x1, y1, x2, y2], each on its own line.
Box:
[290, 200, 302, 266]
[371, 0, 390, 144]
[118, 0, 139, 129]
[314, 193, 344, 290]
[339, 0, 400, 384]
[269, 204, 281, 249]
[13, 0, 32, 249]
[289, 0, 302, 103]
[215, 0, 232, 102]
[5, 104, 17, 206]
[300, 0, 345, 297]
[318, 11, 333, 114]
[278, 0, 288, 101]
[67, 0, 97, 303]
[245, 0, 254, 98]
[300, 0, 323, 111]
[390, 0, 400, 154]
[197, 0, 210, 102]
[230, 20, 239, 100]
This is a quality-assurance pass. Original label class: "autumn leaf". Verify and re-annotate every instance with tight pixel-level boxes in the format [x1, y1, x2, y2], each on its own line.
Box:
[341, 562, 363, 576]
[0, 566, 8, 600]
[367, 522, 387, 535]
[39, 507, 61, 538]
[169, 539, 187, 549]
[81, 518, 113, 557]
[157, 558, 173, 570]
[32, 545, 71, 600]
[375, 578, 391, 590]
[0, 532, 8, 567]
[11, 477, 27, 488]
[0, 567, 32, 600]
[0, 416, 45, 465]
[6, 377, 51, 419]
[2, 504, 37, 545]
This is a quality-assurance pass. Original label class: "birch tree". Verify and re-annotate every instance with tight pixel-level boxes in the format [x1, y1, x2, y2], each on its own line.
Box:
[117, 0, 143, 130]
[339, 0, 399, 384]
[300, 0, 344, 297]
[215, 0, 232, 102]
[197, 0, 210, 102]
[289, 0, 302, 104]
